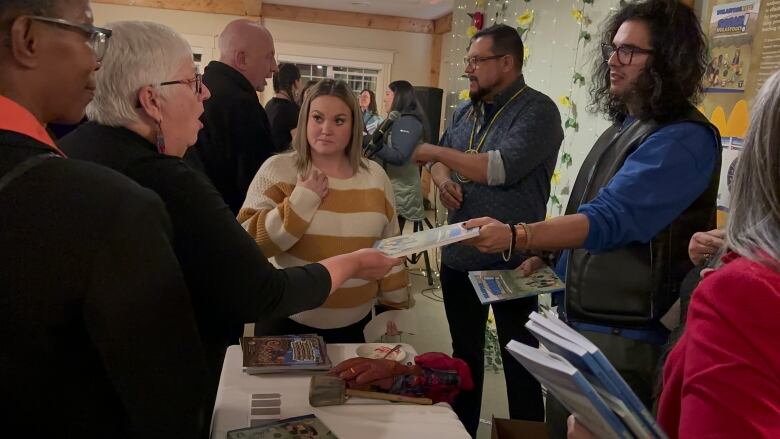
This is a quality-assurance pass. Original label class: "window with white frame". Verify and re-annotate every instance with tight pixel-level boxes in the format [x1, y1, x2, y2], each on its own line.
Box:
[290, 62, 381, 94]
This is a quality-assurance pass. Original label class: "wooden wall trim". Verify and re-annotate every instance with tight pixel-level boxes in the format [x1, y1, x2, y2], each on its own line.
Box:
[433, 13, 452, 35]
[93, 0, 261, 16]
[430, 33, 443, 87]
[93, 1, 454, 35]
[262, 4, 434, 34]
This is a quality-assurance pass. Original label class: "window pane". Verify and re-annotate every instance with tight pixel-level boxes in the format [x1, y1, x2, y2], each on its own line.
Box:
[282, 61, 379, 93]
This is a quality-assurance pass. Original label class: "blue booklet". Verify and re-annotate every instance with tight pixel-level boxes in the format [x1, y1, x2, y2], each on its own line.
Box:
[468, 266, 564, 305]
[506, 340, 632, 439]
[520, 311, 669, 439]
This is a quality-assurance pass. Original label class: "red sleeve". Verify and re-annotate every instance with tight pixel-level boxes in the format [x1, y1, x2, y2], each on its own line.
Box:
[678, 261, 780, 438]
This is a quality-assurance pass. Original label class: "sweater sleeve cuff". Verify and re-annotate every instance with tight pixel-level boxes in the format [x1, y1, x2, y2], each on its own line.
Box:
[289, 185, 322, 218]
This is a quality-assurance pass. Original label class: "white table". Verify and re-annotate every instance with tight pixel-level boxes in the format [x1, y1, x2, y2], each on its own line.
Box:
[211, 344, 470, 438]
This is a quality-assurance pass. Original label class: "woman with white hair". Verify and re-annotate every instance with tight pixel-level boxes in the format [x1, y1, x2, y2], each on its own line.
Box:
[60, 20, 401, 414]
[568, 69, 780, 438]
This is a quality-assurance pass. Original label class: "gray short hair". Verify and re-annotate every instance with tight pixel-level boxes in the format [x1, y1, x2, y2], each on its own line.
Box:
[726, 69, 780, 270]
[86, 21, 192, 126]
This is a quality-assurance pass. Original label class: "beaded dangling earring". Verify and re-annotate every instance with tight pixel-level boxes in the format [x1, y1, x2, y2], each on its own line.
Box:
[156, 120, 166, 154]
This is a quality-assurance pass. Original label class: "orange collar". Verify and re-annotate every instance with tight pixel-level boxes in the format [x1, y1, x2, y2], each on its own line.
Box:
[0, 95, 65, 156]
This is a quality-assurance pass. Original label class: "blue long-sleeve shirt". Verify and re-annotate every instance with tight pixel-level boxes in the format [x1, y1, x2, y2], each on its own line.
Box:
[555, 119, 719, 279]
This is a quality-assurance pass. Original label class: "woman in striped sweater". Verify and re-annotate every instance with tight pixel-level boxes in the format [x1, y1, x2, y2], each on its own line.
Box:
[239, 79, 409, 342]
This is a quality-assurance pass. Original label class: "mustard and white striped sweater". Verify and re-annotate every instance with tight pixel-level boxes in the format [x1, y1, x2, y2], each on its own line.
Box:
[238, 153, 408, 329]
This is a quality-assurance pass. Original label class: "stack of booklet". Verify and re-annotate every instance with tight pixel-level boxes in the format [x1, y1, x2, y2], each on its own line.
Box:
[506, 310, 668, 439]
[241, 334, 332, 374]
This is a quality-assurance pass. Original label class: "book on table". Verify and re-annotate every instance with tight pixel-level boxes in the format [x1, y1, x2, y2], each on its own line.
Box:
[372, 221, 479, 258]
[227, 414, 338, 438]
[468, 266, 564, 305]
[241, 334, 332, 374]
[506, 310, 668, 439]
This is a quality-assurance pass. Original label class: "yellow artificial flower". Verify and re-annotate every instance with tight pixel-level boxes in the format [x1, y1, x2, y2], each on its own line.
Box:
[476, 0, 486, 8]
[516, 9, 534, 27]
[558, 95, 572, 108]
[552, 170, 561, 185]
[466, 25, 478, 38]
[571, 8, 584, 24]
[523, 46, 530, 61]
[459, 89, 470, 101]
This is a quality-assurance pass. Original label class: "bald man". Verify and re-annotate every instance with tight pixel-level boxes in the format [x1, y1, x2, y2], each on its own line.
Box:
[187, 19, 280, 214]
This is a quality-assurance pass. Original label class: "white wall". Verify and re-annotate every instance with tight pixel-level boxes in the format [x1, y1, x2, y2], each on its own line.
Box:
[91, 4, 434, 104]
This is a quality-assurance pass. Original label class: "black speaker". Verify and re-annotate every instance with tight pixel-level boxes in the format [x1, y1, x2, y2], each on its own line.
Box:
[414, 86, 443, 143]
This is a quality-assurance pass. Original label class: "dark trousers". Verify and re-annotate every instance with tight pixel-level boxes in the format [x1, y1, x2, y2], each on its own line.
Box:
[441, 265, 544, 438]
[545, 330, 663, 438]
[254, 313, 371, 344]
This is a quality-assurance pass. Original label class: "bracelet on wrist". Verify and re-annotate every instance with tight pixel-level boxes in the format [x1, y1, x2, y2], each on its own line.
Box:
[501, 223, 516, 262]
[517, 222, 532, 250]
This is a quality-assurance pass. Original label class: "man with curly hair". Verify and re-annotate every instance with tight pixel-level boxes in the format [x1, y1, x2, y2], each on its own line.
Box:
[463, 1, 721, 435]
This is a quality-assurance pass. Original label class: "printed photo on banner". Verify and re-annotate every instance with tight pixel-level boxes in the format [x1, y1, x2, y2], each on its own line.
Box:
[706, 0, 761, 93]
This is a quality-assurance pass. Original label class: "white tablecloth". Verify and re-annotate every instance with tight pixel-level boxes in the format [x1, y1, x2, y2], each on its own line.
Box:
[211, 344, 469, 439]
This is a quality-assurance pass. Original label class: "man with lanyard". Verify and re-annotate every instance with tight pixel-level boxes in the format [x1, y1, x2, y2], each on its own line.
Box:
[0, 0, 208, 435]
[462, 1, 721, 436]
[413, 24, 563, 437]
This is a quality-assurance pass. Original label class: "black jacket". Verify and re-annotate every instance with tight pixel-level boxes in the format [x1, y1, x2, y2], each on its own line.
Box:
[266, 96, 299, 151]
[0, 131, 207, 438]
[61, 123, 331, 407]
[564, 107, 721, 329]
[186, 61, 280, 214]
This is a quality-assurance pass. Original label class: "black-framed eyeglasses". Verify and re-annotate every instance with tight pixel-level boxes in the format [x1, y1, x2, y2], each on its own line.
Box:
[158, 72, 203, 96]
[601, 43, 654, 66]
[27, 16, 112, 62]
[464, 54, 508, 69]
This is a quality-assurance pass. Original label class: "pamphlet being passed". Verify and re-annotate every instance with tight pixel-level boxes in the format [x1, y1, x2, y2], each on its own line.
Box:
[373, 221, 479, 258]
[241, 334, 332, 374]
[468, 266, 564, 305]
[227, 414, 338, 439]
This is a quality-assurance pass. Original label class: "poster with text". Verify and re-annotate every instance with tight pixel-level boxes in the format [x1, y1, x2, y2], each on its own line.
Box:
[706, 0, 761, 93]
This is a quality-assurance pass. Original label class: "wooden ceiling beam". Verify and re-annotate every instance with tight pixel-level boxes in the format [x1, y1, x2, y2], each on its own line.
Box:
[433, 13, 452, 35]
[262, 4, 434, 34]
[93, 1, 452, 35]
[244, 0, 263, 16]
[92, 0, 262, 17]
